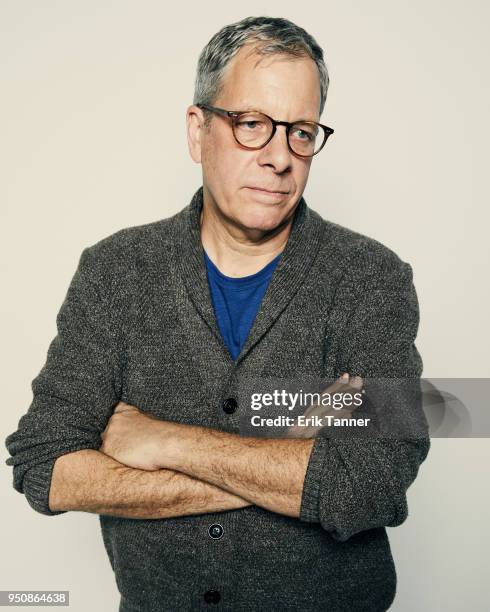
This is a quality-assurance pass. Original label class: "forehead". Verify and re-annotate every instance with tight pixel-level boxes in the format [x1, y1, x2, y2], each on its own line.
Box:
[217, 43, 321, 121]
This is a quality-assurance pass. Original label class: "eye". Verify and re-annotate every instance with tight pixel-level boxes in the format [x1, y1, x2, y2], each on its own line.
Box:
[293, 129, 313, 141]
[239, 120, 263, 130]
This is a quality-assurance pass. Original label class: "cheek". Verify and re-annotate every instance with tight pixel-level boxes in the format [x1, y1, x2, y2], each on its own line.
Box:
[204, 145, 248, 191]
[293, 160, 312, 186]
[202, 135, 236, 180]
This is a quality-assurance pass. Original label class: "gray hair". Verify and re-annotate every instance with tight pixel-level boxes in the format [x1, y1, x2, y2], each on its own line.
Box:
[193, 16, 329, 127]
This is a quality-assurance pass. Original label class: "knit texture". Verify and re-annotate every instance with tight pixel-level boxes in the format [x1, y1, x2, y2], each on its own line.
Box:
[5, 186, 430, 611]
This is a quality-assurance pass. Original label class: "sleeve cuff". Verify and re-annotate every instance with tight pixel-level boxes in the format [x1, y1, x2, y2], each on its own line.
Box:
[299, 434, 330, 523]
[22, 459, 67, 516]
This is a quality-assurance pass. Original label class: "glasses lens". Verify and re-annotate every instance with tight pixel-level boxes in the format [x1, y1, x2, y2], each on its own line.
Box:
[233, 112, 273, 148]
[288, 123, 324, 156]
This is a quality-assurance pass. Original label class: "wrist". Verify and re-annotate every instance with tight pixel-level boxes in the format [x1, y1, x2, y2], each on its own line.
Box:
[154, 419, 191, 470]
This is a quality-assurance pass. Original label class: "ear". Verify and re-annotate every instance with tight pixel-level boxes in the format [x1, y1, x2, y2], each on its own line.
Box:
[186, 104, 206, 164]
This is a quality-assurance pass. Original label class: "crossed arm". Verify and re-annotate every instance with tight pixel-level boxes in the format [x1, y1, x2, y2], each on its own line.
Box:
[48, 448, 254, 519]
[49, 435, 315, 519]
[49, 373, 361, 518]
[48, 403, 320, 519]
[7, 248, 429, 541]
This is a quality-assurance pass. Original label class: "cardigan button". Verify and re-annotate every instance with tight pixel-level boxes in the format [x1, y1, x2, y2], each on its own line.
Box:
[208, 523, 224, 539]
[223, 397, 237, 414]
[203, 590, 221, 604]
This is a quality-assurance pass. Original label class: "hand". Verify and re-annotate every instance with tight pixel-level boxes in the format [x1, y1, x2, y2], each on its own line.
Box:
[100, 402, 172, 471]
[287, 373, 364, 438]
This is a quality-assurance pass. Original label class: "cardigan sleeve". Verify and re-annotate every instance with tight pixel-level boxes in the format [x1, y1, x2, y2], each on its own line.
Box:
[299, 257, 430, 542]
[4, 246, 122, 516]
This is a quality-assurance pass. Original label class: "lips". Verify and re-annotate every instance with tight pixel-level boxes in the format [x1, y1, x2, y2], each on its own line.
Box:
[247, 186, 289, 194]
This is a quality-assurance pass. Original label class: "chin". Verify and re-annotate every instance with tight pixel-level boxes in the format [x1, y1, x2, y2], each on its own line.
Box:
[235, 204, 290, 232]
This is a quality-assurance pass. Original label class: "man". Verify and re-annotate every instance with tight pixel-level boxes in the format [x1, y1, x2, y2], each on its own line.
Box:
[5, 16, 430, 612]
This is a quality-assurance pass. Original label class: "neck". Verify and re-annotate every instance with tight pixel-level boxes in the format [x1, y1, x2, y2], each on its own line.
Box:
[199, 190, 295, 278]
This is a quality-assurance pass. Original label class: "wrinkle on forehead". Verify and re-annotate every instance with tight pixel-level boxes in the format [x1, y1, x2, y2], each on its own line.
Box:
[241, 41, 309, 69]
[219, 43, 321, 122]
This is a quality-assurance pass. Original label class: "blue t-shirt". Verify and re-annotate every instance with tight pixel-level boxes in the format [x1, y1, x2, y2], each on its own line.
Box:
[204, 250, 282, 361]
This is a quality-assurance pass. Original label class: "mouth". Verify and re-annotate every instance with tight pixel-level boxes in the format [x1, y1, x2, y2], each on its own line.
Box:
[246, 186, 290, 195]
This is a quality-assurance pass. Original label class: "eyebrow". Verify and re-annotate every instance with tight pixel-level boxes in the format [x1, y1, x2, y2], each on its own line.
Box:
[236, 106, 319, 123]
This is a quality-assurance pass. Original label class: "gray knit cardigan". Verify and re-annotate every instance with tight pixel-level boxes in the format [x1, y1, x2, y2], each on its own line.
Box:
[5, 186, 430, 611]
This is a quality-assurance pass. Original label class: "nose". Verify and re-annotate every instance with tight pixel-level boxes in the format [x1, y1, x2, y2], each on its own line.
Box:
[256, 125, 293, 173]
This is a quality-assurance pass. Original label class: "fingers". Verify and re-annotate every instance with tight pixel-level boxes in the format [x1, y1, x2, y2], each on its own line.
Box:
[287, 373, 363, 438]
[302, 373, 364, 417]
[348, 375, 363, 390]
[319, 373, 363, 396]
[339, 373, 363, 386]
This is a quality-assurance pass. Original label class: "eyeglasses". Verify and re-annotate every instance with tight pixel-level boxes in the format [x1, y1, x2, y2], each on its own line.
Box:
[196, 103, 334, 158]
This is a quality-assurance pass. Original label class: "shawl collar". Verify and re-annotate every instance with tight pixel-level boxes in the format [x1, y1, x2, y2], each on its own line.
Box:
[172, 186, 325, 367]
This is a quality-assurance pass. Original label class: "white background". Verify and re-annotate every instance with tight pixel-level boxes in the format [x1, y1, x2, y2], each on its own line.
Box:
[1, 1, 489, 610]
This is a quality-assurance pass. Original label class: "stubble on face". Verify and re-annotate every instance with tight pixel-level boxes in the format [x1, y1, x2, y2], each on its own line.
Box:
[200, 43, 321, 241]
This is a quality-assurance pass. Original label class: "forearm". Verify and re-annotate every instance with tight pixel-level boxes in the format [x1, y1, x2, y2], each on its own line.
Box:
[49, 449, 251, 519]
[164, 425, 315, 518]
